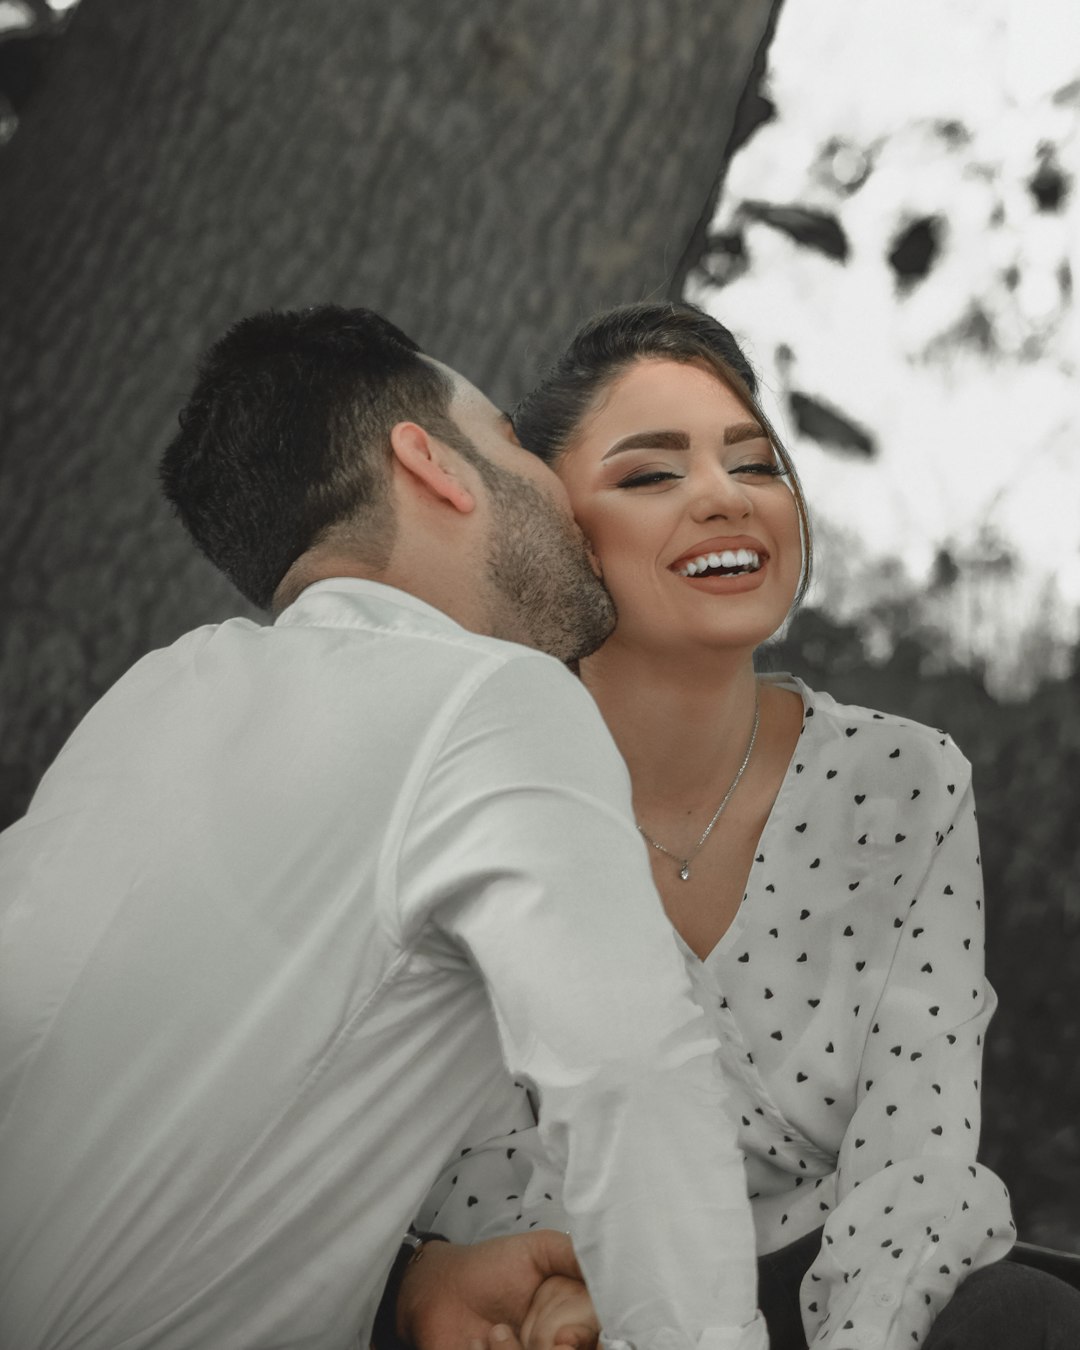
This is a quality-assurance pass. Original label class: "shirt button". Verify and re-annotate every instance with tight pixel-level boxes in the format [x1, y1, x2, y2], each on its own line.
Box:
[862, 1330, 884, 1348]
[873, 1287, 898, 1308]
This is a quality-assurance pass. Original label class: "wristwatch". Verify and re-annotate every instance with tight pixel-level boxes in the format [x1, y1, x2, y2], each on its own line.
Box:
[370, 1227, 448, 1350]
[400, 1229, 427, 1261]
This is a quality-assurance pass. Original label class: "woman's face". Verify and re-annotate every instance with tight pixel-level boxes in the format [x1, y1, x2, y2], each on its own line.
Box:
[555, 358, 803, 656]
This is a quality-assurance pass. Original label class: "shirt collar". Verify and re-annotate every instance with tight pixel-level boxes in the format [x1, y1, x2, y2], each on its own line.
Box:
[274, 577, 467, 636]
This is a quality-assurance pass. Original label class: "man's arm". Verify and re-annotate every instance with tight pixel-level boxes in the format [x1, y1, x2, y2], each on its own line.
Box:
[397, 654, 765, 1350]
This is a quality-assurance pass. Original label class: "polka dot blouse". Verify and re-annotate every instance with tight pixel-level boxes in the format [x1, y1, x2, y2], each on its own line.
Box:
[416, 676, 1016, 1350]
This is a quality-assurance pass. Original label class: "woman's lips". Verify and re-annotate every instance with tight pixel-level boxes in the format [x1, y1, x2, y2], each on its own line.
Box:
[667, 537, 771, 594]
[674, 561, 769, 594]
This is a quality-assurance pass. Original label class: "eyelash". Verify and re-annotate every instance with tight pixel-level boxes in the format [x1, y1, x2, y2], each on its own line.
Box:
[618, 464, 787, 489]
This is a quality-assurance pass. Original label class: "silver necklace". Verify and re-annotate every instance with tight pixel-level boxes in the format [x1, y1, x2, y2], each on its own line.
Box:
[637, 694, 761, 882]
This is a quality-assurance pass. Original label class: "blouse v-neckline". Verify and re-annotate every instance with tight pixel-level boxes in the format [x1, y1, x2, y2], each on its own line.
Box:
[674, 672, 810, 968]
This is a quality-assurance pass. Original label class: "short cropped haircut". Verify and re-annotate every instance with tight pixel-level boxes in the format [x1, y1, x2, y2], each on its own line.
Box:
[160, 305, 455, 609]
[513, 300, 813, 607]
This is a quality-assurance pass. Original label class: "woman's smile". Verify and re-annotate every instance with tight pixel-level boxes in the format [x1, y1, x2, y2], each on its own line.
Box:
[556, 357, 802, 652]
[668, 534, 770, 593]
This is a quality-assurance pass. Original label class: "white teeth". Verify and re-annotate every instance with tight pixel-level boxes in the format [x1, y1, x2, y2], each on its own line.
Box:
[675, 548, 762, 578]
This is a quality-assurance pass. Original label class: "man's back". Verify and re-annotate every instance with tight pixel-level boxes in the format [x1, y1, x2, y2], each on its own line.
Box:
[1, 577, 765, 1350]
[0, 579, 590, 1348]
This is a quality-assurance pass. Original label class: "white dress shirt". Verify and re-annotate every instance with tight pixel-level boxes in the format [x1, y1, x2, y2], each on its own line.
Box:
[0, 579, 765, 1350]
[418, 676, 1015, 1350]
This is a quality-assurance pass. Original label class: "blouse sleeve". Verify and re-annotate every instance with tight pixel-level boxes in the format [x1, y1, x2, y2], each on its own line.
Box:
[803, 744, 1015, 1350]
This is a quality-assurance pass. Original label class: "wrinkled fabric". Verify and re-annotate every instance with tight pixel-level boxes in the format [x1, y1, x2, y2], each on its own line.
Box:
[0, 580, 763, 1350]
[419, 676, 1013, 1350]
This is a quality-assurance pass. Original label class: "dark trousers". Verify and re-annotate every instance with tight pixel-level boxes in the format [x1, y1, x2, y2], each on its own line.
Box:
[758, 1228, 1080, 1350]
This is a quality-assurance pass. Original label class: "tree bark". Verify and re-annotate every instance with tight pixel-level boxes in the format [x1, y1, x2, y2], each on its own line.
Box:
[0, 0, 778, 825]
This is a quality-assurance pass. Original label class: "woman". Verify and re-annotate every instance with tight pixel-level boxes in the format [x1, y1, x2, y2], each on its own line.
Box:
[416, 302, 1080, 1350]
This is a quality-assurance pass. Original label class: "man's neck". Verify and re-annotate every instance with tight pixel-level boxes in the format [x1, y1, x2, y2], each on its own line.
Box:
[275, 551, 500, 642]
[272, 557, 379, 616]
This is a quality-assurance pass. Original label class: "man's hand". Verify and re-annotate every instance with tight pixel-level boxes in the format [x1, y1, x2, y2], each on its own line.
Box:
[395, 1230, 584, 1350]
[520, 1275, 599, 1350]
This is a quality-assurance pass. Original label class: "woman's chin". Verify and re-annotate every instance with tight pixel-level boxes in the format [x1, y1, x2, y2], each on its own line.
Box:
[599, 615, 784, 660]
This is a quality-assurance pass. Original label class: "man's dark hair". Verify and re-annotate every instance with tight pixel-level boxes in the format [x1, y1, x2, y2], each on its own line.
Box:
[160, 305, 455, 609]
[513, 300, 812, 606]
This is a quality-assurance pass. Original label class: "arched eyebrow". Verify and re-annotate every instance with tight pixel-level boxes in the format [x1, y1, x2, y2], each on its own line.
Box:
[725, 420, 768, 446]
[602, 430, 688, 460]
[602, 421, 767, 460]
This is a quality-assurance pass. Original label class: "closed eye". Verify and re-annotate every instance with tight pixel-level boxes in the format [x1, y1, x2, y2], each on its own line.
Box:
[617, 470, 683, 489]
[732, 462, 787, 478]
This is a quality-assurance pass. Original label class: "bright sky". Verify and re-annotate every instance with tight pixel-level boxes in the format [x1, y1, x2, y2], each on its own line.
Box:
[690, 0, 1080, 693]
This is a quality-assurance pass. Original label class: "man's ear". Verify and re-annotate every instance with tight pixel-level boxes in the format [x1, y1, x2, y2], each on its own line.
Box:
[389, 422, 476, 515]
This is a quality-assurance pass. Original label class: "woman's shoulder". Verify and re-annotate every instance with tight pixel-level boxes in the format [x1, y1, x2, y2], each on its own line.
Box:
[763, 673, 972, 787]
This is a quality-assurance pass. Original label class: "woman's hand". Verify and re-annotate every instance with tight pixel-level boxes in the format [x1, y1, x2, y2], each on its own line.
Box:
[519, 1274, 600, 1350]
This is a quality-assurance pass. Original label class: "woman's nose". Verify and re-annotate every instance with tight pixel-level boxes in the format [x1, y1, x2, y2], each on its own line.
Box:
[689, 466, 752, 522]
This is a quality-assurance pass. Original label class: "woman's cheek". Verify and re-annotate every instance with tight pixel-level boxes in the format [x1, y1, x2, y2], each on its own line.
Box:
[607, 554, 662, 611]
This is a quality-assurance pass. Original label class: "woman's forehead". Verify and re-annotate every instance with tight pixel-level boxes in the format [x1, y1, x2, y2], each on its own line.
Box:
[577, 358, 753, 441]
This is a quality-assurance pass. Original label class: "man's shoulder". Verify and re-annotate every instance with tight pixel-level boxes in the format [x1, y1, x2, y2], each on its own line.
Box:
[279, 579, 541, 654]
[277, 577, 585, 693]
[110, 585, 582, 723]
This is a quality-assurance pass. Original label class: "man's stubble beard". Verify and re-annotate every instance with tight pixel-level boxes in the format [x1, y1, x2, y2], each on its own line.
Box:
[481, 464, 617, 664]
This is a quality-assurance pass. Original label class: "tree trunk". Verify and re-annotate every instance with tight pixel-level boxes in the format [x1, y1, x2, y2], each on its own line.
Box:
[0, 0, 778, 825]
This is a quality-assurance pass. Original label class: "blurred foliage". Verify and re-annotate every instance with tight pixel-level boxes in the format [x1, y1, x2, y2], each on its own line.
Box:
[764, 605, 1080, 1251]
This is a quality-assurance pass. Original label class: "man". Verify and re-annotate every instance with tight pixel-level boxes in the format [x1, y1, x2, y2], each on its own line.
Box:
[0, 307, 764, 1349]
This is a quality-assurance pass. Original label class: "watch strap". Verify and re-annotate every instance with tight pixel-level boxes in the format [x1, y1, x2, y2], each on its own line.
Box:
[370, 1228, 449, 1350]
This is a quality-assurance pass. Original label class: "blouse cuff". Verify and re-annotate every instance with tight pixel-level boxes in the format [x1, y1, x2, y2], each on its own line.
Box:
[602, 1311, 768, 1350]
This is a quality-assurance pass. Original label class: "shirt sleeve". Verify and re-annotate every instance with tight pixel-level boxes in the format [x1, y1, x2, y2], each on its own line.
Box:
[802, 745, 1015, 1350]
[396, 653, 766, 1350]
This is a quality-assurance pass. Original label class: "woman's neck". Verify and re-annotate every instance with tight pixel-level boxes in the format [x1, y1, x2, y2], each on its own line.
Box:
[580, 635, 763, 814]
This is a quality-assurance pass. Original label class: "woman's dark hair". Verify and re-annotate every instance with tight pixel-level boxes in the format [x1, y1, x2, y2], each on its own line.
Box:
[160, 305, 456, 610]
[513, 300, 812, 606]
